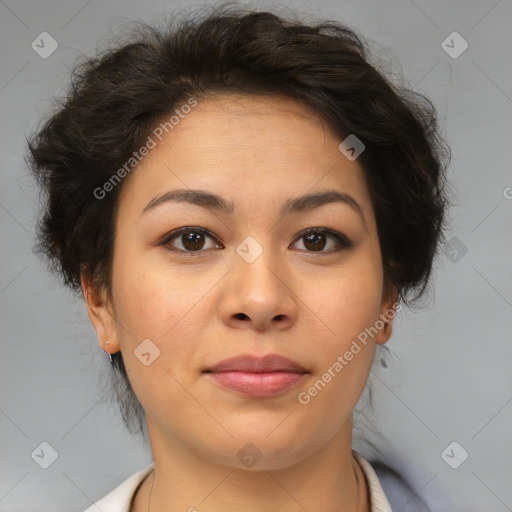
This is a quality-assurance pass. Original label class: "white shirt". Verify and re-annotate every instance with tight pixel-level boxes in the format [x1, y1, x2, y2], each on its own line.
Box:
[84, 451, 392, 512]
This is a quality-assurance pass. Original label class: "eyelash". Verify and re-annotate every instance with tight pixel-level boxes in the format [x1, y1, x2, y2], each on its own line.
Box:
[159, 226, 353, 257]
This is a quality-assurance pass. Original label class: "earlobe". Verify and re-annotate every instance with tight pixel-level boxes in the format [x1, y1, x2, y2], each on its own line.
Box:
[375, 289, 400, 345]
[81, 273, 120, 353]
[375, 320, 392, 345]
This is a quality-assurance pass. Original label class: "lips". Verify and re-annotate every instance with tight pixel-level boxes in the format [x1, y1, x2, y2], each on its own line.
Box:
[204, 354, 308, 397]
[205, 354, 307, 373]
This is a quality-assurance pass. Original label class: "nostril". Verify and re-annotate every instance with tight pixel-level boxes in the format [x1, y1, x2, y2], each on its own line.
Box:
[236, 313, 249, 320]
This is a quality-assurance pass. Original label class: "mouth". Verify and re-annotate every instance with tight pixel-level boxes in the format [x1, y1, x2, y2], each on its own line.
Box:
[203, 354, 308, 397]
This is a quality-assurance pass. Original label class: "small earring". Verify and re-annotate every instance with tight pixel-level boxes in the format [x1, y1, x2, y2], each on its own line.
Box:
[103, 341, 113, 365]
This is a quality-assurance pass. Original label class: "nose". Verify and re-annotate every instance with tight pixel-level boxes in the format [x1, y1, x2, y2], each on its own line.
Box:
[218, 245, 298, 332]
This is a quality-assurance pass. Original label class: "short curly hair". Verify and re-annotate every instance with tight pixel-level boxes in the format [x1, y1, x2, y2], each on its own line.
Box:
[27, 4, 450, 436]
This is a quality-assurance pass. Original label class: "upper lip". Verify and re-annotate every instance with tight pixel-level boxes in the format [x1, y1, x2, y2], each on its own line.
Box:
[204, 354, 307, 373]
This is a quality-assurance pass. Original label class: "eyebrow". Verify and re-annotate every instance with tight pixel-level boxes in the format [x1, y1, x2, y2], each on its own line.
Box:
[142, 188, 367, 227]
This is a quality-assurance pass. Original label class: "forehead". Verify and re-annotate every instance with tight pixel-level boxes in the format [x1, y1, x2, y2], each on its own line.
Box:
[162, 94, 337, 155]
[117, 94, 372, 216]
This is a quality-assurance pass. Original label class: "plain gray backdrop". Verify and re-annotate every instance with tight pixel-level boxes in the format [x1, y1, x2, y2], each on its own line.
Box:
[1, 0, 511, 510]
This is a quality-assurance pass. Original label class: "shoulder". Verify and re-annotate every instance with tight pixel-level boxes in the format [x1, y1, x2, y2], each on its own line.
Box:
[83, 464, 154, 512]
[353, 451, 431, 512]
[370, 460, 431, 512]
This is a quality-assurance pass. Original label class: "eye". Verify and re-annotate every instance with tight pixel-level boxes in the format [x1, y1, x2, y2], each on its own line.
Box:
[291, 228, 353, 253]
[159, 226, 353, 256]
[161, 227, 222, 255]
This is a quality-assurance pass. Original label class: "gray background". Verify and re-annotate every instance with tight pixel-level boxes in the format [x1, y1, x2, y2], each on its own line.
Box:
[1, 0, 511, 510]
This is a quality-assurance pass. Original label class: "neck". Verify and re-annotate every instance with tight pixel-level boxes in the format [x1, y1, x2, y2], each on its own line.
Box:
[131, 419, 370, 512]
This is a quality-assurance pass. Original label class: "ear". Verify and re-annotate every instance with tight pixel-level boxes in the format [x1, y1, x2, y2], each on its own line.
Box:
[375, 287, 400, 345]
[81, 272, 120, 354]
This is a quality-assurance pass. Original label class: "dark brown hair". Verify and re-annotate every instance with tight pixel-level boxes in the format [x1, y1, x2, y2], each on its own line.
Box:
[27, 4, 450, 438]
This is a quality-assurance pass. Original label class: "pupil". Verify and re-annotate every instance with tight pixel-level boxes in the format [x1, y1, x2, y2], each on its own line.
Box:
[304, 232, 326, 251]
[182, 231, 204, 251]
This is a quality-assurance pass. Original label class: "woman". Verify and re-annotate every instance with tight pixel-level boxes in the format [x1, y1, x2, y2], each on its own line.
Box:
[28, 4, 449, 511]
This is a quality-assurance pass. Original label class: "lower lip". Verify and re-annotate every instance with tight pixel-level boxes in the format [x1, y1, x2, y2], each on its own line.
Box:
[207, 371, 306, 397]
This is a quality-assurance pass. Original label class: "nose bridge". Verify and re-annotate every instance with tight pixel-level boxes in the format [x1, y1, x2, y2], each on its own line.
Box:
[234, 233, 284, 294]
[219, 232, 297, 330]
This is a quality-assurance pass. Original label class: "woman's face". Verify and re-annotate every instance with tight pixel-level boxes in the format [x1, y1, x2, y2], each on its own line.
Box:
[85, 94, 396, 470]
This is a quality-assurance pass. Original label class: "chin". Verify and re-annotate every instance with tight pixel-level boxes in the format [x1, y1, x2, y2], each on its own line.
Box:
[198, 427, 321, 471]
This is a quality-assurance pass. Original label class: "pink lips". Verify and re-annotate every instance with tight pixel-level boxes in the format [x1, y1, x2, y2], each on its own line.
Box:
[204, 354, 308, 397]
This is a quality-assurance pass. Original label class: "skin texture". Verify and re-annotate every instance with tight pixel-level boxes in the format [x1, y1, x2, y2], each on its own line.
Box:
[82, 94, 398, 512]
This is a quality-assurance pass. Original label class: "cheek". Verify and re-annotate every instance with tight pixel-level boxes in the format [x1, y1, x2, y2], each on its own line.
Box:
[111, 261, 203, 428]
[301, 256, 383, 391]
[309, 260, 383, 343]
[297, 282, 379, 425]
[113, 250, 196, 340]
[111, 252, 204, 395]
